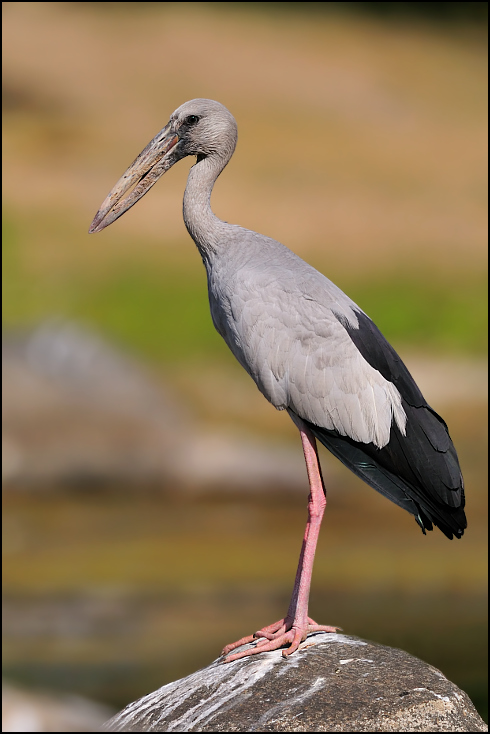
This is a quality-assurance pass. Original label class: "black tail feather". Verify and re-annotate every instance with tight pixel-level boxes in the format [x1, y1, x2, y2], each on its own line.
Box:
[295, 403, 466, 540]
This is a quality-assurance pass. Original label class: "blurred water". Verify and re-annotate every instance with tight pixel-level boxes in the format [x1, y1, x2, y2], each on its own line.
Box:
[2, 487, 487, 722]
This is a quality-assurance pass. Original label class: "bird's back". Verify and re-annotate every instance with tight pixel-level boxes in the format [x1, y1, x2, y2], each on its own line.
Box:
[203, 224, 466, 539]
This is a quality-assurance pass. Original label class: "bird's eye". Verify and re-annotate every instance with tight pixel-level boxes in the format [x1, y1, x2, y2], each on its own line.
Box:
[186, 115, 200, 125]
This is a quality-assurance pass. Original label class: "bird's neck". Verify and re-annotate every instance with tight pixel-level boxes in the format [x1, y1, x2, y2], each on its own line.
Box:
[183, 154, 229, 261]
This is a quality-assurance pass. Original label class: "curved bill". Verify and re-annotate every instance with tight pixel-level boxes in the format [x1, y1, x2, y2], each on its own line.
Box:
[89, 123, 182, 234]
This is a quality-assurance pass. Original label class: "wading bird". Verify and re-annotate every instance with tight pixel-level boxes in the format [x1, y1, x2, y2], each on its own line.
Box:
[90, 99, 466, 663]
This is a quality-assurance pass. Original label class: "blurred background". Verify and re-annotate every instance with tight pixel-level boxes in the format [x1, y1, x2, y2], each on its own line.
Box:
[2, 2, 487, 730]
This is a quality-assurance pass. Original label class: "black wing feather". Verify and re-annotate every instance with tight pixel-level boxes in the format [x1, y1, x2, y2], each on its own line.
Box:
[297, 309, 466, 540]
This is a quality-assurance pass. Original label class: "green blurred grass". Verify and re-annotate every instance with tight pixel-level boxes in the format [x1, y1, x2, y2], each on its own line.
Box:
[3, 2, 486, 365]
[3, 213, 487, 362]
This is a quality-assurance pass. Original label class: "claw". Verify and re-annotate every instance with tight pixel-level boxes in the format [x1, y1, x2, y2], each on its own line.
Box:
[221, 633, 256, 656]
[222, 618, 339, 663]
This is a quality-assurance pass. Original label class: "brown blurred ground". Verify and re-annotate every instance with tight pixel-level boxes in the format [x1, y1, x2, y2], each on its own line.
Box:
[3, 2, 487, 276]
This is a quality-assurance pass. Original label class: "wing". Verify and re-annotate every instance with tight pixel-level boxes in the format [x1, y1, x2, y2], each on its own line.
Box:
[220, 266, 407, 450]
[207, 236, 466, 539]
[289, 308, 466, 539]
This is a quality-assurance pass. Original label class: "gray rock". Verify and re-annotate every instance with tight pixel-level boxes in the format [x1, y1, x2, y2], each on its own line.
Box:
[103, 633, 487, 732]
[2, 321, 305, 490]
[2, 681, 115, 732]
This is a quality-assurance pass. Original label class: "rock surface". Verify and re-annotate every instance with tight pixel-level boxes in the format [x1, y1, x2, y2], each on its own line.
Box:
[103, 633, 487, 732]
[2, 322, 304, 490]
[2, 681, 115, 732]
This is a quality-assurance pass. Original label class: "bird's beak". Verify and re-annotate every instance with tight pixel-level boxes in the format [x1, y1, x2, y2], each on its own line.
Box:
[89, 122, 181, 233]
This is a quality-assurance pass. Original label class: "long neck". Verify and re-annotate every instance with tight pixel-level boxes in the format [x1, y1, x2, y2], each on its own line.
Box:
[183, 153, 229, 260]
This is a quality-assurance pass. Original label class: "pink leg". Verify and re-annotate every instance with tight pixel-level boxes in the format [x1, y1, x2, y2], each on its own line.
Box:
[222, 420, 339, 662]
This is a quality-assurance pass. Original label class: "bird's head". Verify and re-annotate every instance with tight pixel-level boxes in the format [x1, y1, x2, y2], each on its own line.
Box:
[89, 98, 237, 234]
[170, 99, 238, 159]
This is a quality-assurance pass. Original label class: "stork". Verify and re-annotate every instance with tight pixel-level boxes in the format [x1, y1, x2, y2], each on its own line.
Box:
[90, 99, 466, 663]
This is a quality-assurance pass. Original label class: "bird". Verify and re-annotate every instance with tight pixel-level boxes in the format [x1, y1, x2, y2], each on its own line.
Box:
[89, 98, 466, 663]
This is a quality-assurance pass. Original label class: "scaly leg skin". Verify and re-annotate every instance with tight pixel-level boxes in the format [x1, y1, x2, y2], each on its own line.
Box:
[222, 421, 339, 663]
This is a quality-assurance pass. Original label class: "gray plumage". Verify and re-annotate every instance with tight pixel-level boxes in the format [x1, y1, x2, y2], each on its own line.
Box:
[90, 98, 465, 541]
[179, 101, 406, 450]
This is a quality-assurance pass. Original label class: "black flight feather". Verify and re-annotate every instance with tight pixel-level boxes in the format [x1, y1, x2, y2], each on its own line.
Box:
[298, 309, 466, 540]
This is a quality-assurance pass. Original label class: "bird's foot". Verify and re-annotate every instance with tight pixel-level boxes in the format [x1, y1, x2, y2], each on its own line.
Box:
[221, 617, 340, 663]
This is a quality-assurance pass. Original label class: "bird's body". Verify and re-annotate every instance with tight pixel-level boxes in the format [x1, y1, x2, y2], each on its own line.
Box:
[200, 227, 463, 538]
[90, 98, 466, 661]
[204, 227, 404, 444]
